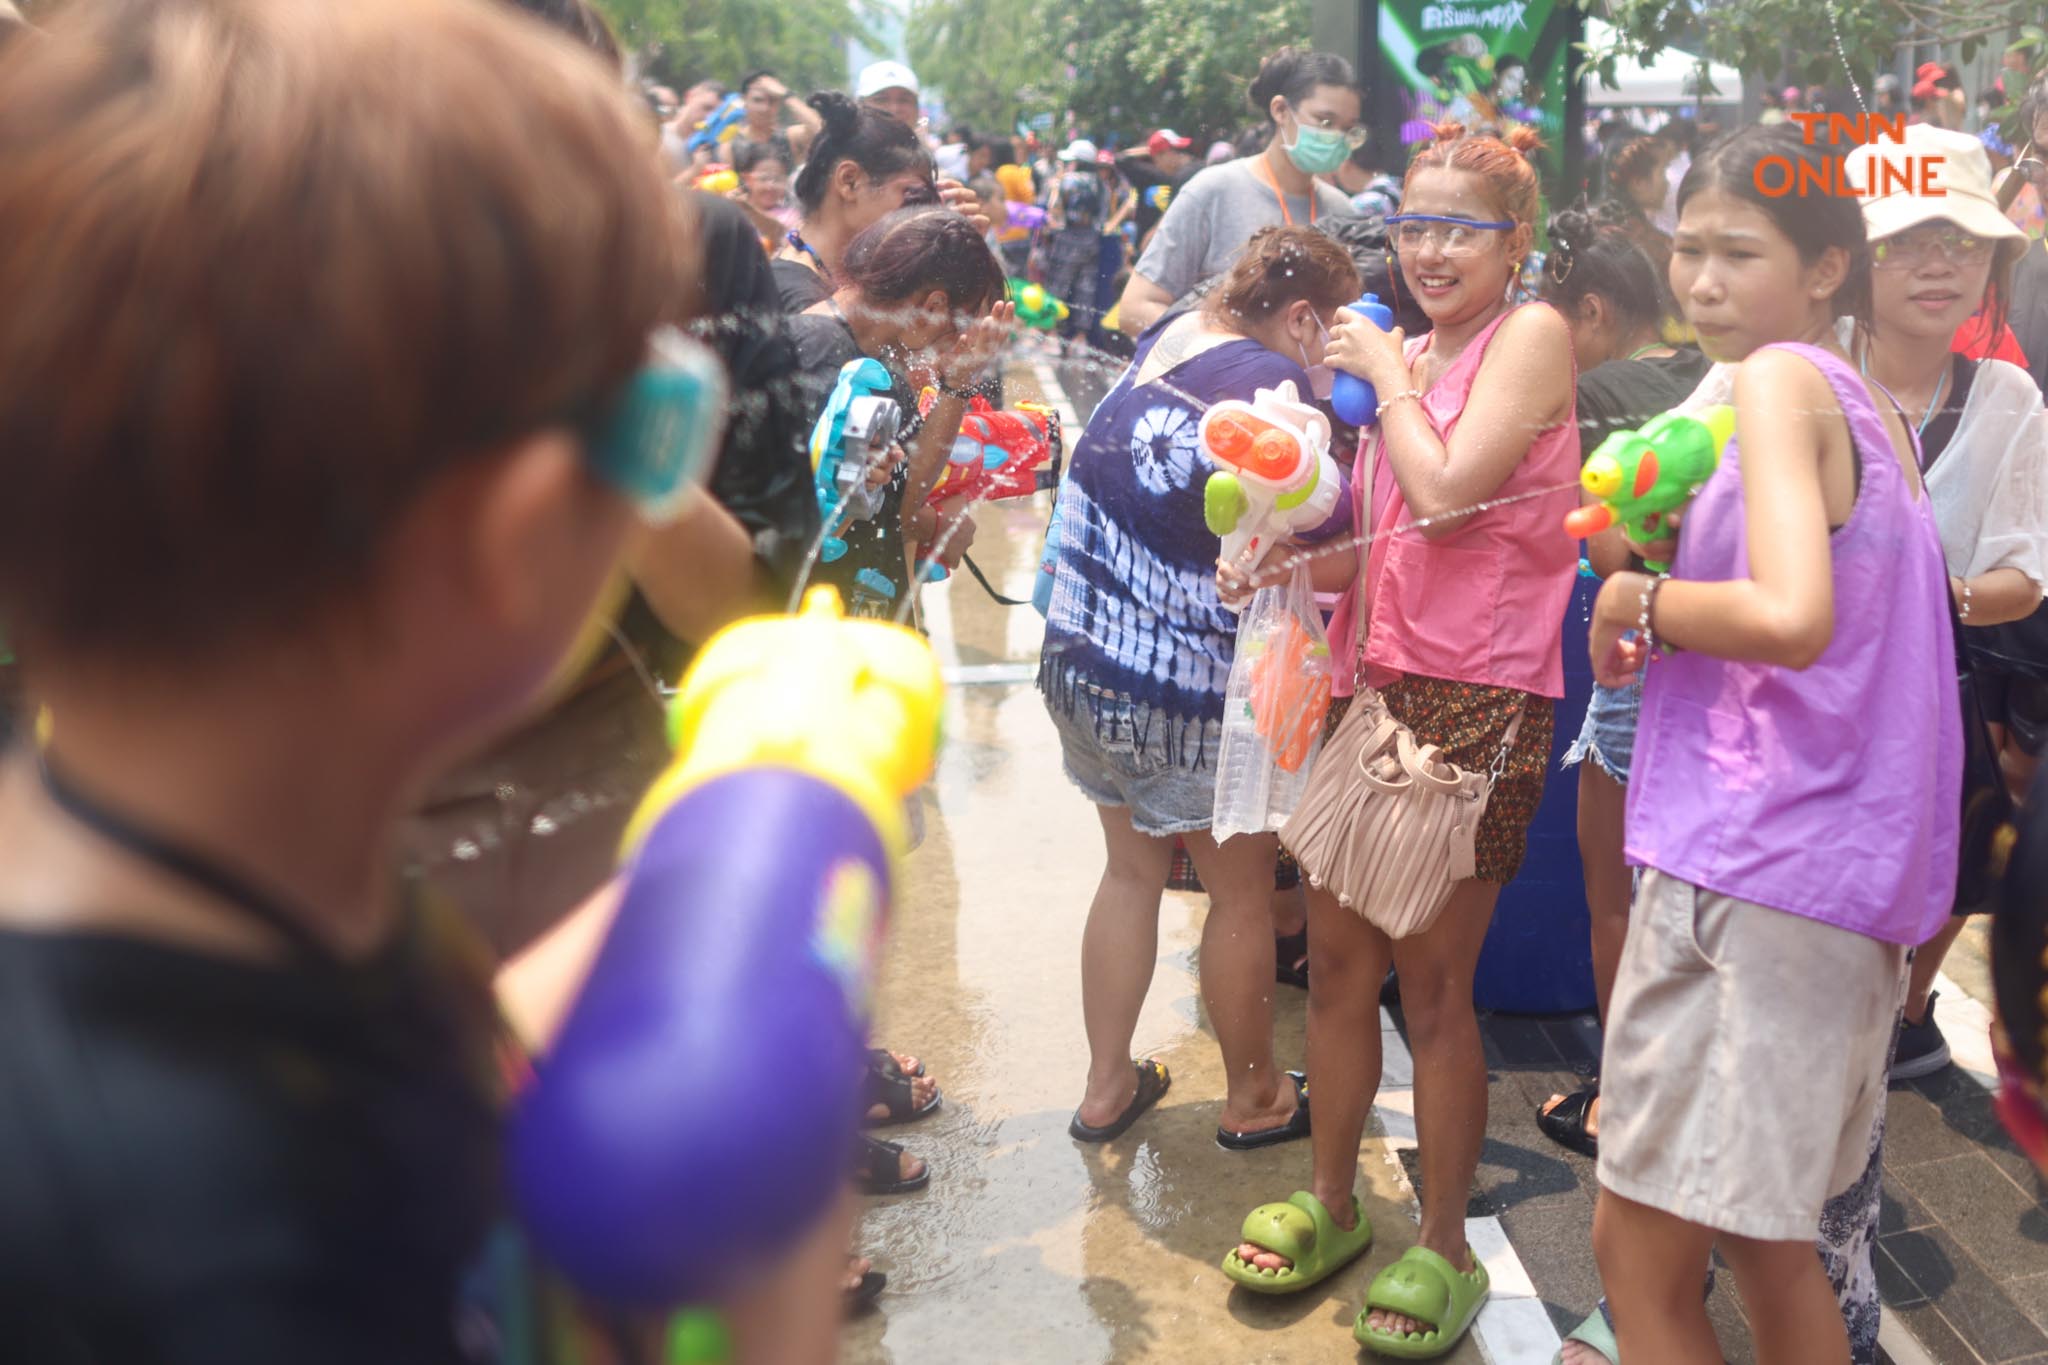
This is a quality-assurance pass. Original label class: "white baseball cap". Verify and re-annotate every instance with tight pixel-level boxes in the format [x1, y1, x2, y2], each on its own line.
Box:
[1059, 138, 1100, 163]
[1843, 123, 2026, 245]
[856, 60, 920, 100]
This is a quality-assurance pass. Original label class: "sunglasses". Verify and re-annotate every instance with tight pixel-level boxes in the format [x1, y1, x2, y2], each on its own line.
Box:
[1385, 213, 1516, 256]
[579, 326, 728, 524]
[1871, 226, 1996, 270]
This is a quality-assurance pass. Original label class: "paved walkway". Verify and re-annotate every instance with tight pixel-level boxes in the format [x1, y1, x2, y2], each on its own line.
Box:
[837, 355, 2048, 1364]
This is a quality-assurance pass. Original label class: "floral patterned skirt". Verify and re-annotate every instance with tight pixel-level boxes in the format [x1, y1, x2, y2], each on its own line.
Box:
[1321, 675, 1554, 885]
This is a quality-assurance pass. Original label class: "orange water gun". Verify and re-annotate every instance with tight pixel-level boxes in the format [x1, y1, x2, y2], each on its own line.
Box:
[1248, 613, 1331, 772]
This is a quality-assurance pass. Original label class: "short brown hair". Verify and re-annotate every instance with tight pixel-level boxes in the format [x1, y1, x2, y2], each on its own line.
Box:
[0, 0, 686, 661]
[1204, 226, 1362, 326]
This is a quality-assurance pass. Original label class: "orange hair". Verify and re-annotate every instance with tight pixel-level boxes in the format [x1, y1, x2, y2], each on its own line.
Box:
[1403, 120, 1546, 228]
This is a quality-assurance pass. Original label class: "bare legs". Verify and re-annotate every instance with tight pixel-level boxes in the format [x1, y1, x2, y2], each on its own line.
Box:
[1075, 806, 1295, 1134]
[1596, 1191, 1849, 1365]
[1292, 877, 1501, 1335]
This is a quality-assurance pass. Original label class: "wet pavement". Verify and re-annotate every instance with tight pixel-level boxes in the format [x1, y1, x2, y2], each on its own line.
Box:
[843, 517, 1479, 1364]
[838, 356, 2048, 1365]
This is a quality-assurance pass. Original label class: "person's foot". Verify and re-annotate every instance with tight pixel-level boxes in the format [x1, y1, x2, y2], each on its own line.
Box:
[866, 1066, 939, 1123]
[854, 1135, 927, 1192]
[1217, 1075, 1300, 1138]
[1230, 1191, 1361, 1272]
[1075, 1067, 1140, 1131]
[843, 1255, 885, 1315]
[1362, 1241, 1476, 1336]
[1541, 1090, 1600, 1135]
[1892, 990, 1953, 1080]
[1558, 1342, 1613, 1365]
[843, 1255, 875, 1294]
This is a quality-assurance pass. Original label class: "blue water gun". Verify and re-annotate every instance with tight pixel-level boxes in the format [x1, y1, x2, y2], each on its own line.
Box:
[685, 93, 746, 153]
[1329, 292, 1395, 427]
[809, 358, 902, 566]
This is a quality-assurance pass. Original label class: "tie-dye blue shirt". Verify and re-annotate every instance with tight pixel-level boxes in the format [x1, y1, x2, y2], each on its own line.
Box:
[1039, 322, 1323, 771]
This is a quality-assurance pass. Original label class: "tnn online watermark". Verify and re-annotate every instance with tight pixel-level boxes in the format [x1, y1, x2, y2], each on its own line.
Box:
[1754, 113, 1947, 198]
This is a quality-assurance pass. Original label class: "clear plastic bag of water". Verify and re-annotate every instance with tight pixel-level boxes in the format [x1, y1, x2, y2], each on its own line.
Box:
[1211, 563, 1334, 842]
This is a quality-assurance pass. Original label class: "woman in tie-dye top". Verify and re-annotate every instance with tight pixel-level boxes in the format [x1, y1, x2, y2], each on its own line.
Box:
[1039, 226, 1356, 1149]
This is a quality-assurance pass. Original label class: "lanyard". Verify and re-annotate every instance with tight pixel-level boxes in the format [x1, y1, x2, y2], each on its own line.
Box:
[37, 752, 334, 964]
[1252, 155, 1313, 227]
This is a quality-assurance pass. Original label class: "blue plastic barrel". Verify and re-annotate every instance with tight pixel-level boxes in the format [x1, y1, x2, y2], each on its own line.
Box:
[1472, 569, 1599, 1014]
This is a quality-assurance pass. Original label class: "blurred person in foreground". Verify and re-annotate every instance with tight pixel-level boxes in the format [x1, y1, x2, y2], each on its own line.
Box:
[0, 0, 846, 1358]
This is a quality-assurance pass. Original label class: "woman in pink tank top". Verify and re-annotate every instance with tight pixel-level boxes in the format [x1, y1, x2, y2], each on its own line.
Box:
[1213, 123, 1579, 1355]
[1586, 126, 1959, 1365]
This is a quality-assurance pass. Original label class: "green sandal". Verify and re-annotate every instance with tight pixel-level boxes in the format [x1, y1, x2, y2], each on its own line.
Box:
[1352, 1244, 1489, 1358]
[1552, 1306, 1617, 1364]
[1220, 1191, 1373, 1294]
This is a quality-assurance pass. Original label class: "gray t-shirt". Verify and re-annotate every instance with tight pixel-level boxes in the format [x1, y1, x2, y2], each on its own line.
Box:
[1132, 156, 1356, 303]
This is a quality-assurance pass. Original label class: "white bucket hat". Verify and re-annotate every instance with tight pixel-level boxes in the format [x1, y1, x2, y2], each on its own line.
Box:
[1059, 138, 1100, 164]
[1843, 123, 2026, 244]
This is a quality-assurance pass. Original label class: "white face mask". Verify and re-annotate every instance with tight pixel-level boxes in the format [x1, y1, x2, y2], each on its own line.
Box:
[1298, 312, 1335, 400]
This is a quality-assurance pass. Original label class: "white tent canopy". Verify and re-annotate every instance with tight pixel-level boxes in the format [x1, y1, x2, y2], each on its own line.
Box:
[1583, 17, 1744, 106]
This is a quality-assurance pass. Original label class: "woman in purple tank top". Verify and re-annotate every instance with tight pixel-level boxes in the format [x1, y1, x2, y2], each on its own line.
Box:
[1583, 126, 1960, 1365]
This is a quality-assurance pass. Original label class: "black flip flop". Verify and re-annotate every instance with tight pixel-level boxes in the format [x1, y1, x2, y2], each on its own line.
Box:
[1068, 1058, 1171, 1143]
[1275, 928, 1309, 989]
[844, 1269, 886, 1315]
[1216, 1070, 1312, 1150]
[869, 1046, 926, 1079]
[856, 1135, 930, 1195]
[864, 1058, 942, 1127]
[1536, 1082, 1599, 1159]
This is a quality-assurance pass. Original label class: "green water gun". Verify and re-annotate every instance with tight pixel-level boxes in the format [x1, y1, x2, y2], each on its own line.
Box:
[1561, 405, 1735, 573]
[1008, 277, 1069, 330]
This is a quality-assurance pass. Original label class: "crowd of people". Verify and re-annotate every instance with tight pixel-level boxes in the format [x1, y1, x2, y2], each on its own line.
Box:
[0, 1, 2046, 1363]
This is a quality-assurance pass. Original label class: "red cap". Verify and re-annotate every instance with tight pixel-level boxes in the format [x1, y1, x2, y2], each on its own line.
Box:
[1913, 61, 1958, 100]
[1147, 128, 1194, 157]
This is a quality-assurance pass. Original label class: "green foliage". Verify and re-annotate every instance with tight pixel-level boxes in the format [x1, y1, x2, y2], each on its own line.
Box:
[911, 0, 1311, 142]
[1578, 0, 2044, 91]
[590, 0, 874, 93]
[906, 0, 1065, 134]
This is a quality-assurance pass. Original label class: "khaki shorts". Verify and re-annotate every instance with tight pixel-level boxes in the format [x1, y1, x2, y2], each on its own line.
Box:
[1597, 868, 1908, 1244]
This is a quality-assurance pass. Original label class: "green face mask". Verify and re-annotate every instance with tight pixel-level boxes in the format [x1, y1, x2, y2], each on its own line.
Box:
[1283, 119, 1352, 175]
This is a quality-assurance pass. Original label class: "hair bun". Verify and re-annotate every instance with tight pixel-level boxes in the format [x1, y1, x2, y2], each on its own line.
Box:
[1430, 119, 1467, 144]
[1504, 123, 1545, 156]
[808, 89, 858, 139]
[1548, 201, 1597, 255]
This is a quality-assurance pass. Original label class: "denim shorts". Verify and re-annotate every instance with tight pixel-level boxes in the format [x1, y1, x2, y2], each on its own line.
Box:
[1046, 690, 1222, 837]
[1563, 679, 1642, 783]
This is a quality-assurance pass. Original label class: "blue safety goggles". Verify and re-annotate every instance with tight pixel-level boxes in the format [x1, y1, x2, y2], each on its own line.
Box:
[1384, 213, 1516, 256]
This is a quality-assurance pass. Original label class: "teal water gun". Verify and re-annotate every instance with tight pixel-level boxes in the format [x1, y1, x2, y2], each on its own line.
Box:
[808, 358, 901, 564]
[1562, 405, 1735, 573]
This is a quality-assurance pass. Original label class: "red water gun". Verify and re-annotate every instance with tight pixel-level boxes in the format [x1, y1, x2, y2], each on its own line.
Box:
[920, 393, 1060, 510]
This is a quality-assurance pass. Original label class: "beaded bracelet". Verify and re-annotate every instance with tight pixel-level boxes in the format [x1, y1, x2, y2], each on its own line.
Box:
[1375, 388, 1424, 423]
[1960, 577, 1974, 624]
[1637, 572, 1670, 662]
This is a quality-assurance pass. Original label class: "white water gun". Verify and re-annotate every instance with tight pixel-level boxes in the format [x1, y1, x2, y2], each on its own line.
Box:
[1199, 381, 1342, 590]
